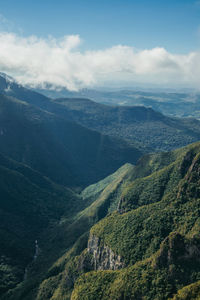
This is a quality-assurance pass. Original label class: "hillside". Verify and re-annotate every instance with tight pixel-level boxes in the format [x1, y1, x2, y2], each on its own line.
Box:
[1, 74, 200, 152]
[0, 73, 51, 108]
[0, 162, 133, 300]
[53, 97, 200, 151]
[6, 141, 200, 300]
[1, 74, 200, 300]
[0, 152, 82, 296]
[69, 142, 200, 300]
[0, 94, 142, 188]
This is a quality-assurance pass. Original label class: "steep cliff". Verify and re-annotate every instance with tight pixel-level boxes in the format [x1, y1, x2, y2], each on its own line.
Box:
[87, 234, 124, 271]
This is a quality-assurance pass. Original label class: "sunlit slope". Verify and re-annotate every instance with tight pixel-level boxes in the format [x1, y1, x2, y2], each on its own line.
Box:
[71, 142, 200, 300]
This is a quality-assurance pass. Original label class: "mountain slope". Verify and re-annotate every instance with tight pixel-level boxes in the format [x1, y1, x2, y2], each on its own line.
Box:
[2, 141, 200, 300]
[2, 73, 200, 300]
[0, 162, 133, 300]
[70, 142, 200, 300]
[0, 73, 51, 108]
[2, 73, 200, 153]
[53, 97, 200, 151]
[12, 142, 200, 300]
[0, 94, 142, 188]
[0, 152, 81, 296]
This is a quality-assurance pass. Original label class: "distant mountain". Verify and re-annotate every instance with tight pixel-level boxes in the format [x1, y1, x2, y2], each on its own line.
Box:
[2, 73, 200, 120]
[1, 73, 200, 152]
[35, 86, 200, 119]
[52, 97, 200, 151]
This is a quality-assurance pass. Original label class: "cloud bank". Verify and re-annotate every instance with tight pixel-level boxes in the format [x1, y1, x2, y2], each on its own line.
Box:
[0, 32, 199, 90]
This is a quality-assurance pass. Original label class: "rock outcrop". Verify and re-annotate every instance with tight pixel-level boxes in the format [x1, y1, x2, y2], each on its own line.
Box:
[87, 234, 125, 270]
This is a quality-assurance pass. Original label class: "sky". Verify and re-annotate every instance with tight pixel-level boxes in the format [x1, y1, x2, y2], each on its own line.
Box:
[0, 0, 200, 90]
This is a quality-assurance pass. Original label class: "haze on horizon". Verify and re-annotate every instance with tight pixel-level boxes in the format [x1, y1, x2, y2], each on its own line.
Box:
[0, 0, 200, 91]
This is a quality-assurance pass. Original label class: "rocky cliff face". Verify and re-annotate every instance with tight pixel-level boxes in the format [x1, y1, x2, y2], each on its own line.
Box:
[87, 234, 125, 271]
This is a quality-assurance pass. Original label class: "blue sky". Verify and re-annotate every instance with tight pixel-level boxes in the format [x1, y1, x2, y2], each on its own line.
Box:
[1, 0, 199, 53]
[0, 0, 200, 89]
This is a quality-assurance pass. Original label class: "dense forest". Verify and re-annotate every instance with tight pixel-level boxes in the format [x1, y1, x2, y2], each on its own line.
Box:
[0, 74, 200, 300]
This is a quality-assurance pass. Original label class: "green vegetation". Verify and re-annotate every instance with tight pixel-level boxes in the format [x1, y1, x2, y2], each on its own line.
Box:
[0, 153, 133, 300]
[36, 87, 200, 120]
[0, 94, 142, 188]
[52, 97, 200, 151]
[3, 73, 200, 153]
[28, 163, 133, 300]
[171, 281, 200, 300]
[2, 72, 200, 153]
[71, 142, 200, 300]
[3, 141, 200, 300]
[1, 75, 200, 300]
[71, 233, 200, 300]
[0, 152, 83, 296]
[119, 143, 198, 212]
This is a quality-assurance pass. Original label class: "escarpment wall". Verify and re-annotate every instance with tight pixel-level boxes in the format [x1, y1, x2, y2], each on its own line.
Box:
[87, 234, 125, 271]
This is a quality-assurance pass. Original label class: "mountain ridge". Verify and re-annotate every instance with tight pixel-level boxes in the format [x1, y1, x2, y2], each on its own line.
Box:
[70, 142, 200, 300]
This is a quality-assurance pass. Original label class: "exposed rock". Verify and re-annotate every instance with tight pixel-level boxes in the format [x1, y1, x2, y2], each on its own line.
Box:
[87, 234, 125, 270]
[117, 196, 125, 214]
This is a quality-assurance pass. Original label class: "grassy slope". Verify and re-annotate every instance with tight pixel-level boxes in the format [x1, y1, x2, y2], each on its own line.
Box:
[71, 142, 200, 300]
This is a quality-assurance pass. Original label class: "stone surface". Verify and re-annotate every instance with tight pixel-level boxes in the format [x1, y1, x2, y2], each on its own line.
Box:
[87, 234, 125, 271]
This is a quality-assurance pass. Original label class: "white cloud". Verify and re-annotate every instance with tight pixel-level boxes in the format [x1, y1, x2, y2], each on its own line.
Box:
[0, 32, 199, 90]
